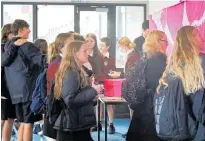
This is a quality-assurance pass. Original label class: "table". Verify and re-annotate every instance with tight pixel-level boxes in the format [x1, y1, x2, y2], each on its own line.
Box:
[97, 95, 127, 141]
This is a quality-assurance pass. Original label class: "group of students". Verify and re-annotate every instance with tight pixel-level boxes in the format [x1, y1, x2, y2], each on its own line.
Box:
[1, 19, 141, 141]
[1, 18, 204, 141]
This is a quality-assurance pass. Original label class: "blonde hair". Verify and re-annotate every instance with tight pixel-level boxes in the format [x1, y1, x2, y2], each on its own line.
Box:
[157, 26, 205, 94]
[47, 42, 59, 64]
[118, 37, 136, 50]
[143, 30, 166, 58]
[54, 41, 88, 99]
[47, 33, 73, 64]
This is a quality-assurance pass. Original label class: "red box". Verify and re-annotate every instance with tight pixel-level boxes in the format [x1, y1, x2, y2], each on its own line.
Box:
[104, 79, 125, 97]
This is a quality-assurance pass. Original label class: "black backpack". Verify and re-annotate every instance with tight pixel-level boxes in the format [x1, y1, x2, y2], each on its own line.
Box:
[47, 81, 63, 126]
[154, 74, 204, 140]
[122, 55, 148, 109]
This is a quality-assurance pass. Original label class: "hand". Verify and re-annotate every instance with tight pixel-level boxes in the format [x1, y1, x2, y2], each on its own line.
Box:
[14, 39, 27, 46]
[108, 71, 121, 78]
[92, 84, 103, 94]
[89, 76, 95, 85]
[93, 94, 100, 101]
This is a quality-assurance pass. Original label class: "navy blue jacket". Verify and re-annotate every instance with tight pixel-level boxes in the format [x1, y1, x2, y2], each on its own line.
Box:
[2, 40, 46, 104]
[54, 68, 97, 131]
[1, 43, 18, 99]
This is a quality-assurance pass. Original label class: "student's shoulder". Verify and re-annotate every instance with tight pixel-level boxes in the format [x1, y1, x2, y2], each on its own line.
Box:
[134, 35, 144, 42]
[200, 53, 205, 70]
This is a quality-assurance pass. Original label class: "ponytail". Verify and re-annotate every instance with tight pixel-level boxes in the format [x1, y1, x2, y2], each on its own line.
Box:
[47, 42, 60, 64]
[129, 42, 136, 49]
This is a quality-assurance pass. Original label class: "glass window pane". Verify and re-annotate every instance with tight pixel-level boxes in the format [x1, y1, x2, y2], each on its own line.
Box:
[3, 4, 33, 41]
[37, 5, 74, 44]
[80, 11, 107, 42]
[116, 6, 144, 68]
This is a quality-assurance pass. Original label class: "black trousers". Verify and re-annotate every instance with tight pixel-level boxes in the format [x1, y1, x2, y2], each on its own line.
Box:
[56, 129, 93, 141]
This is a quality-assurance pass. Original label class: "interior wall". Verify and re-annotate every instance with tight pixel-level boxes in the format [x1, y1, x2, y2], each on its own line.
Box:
[148, 0, 180, 14]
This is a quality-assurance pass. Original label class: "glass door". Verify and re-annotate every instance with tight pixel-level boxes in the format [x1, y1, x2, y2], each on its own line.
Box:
[75, 6, 109, 42]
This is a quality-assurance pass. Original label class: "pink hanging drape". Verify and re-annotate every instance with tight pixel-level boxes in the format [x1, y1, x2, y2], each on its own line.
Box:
[149, 1, 205, 54]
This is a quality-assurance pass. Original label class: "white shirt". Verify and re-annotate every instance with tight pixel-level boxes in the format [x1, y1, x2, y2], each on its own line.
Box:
[89, 50, 94, 57]
[84, 62, 92, 71]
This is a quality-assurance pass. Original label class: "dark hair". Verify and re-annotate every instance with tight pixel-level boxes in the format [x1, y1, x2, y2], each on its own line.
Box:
[86, 33, 100, 57]
[1, 24, 12, 43]
[34, 38, 48, 54]
[142, 20, 149, 30]
[11, 19, 29, 36]
[101, 37, 111, 47]
[73, 33, 85, 42]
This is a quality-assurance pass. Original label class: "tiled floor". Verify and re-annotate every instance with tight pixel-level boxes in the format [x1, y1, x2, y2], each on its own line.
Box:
[11, 118, 130, 141]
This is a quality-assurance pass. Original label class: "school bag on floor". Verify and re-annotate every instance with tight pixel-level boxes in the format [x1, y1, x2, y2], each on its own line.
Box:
[30, 69, 47, 114]
[154, 73, 204, 141]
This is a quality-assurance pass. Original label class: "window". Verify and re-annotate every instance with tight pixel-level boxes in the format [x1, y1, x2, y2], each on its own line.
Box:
[116, 6, 144, 68]
[37, 5, 74, 44]
[3, 4, 33, 41]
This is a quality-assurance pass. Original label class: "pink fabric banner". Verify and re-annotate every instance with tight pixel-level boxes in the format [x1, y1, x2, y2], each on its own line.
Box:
[149, 15, 157, 30]
[150, 1, 205, 55]
[166, 2, 184, 40]
[186, 1, 205, 24]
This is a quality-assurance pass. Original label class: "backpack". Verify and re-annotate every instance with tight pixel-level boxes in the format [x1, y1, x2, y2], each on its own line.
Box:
[47, 81, 63, 126]
[154, 74, 204, 140]
[30, 69, 47, 114]
[122, 55, 148, 109]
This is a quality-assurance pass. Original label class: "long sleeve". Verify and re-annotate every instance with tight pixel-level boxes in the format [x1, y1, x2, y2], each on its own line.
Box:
[62, 69, 97, 108]
[1, 41, 19, 67]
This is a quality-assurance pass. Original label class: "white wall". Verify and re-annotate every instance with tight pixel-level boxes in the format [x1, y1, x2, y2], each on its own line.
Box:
[148, 0, 180, 14]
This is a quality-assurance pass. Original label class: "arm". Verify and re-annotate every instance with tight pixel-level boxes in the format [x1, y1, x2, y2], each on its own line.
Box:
[62, 70, 97, 108]
[1, 40, 19, 67]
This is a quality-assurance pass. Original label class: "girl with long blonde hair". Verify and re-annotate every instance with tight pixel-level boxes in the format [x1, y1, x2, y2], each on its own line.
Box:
[123, 30, 167, 141]
[157, 26, 205, 94]
[157, 26, 205, 141]
[53, 41, 102, 141]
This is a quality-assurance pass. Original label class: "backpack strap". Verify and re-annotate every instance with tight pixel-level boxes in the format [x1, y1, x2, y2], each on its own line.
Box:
[198, 89, 205, 123]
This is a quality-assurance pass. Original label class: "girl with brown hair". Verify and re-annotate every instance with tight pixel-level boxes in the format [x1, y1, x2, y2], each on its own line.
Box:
[53, 41, 102, 141]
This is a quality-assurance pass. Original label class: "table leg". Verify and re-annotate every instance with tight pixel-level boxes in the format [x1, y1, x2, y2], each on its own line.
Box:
[97, 100, 100, 141]
[104, 104, 108, 141]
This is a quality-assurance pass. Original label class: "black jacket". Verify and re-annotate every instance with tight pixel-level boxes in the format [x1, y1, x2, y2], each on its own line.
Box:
[54, 68, 97, 131]
[2, 40, 46, 104]
[127, 52, 166, 140]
